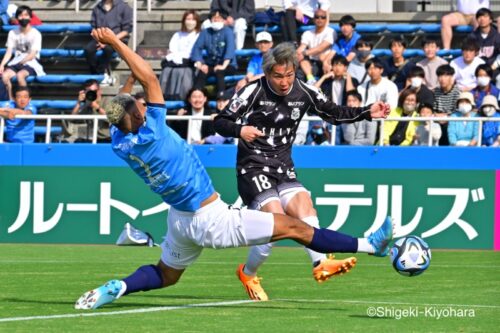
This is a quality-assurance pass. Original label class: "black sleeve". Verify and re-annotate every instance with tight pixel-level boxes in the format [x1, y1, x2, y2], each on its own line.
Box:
[300, 81, 372, 125]
[213, 81, 260, 138]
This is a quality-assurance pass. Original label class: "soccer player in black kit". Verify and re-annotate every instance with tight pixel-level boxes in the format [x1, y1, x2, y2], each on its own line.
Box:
[214, 43, 392, 301]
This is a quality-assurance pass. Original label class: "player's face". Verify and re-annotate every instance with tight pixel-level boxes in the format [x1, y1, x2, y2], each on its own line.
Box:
[189, 90, 207, 110]
[14, 91, 30, 108]
[268, 63, 295, 95]
[135, 98, 146, 115]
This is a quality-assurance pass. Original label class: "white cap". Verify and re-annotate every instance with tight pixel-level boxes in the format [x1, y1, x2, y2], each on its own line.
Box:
[256, 31, 273, 43]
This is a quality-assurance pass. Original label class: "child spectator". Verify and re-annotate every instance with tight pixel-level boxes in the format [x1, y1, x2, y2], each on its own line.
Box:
[469, 7, 500, 66]
[383, 37, 415, 91]
[347, 39, 373, 86]
[450, 38, 485, 91]
[416, 38, 448, 90]
[341, 90, 377, 145]
[235, 31, 273, 91]
[0, 86, 36, 143]
[357, 58, 399, 110]
[471, 63, 499, 107]
[315, 55, 357, 105]
[332, 15, 361, 62]
[413, 103, 442, 146]
[407, 66, 434, 106]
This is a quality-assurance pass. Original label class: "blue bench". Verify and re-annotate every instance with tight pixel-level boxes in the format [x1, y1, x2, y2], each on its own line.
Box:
[35, 125, 63, 135]
[29, 100, 220, 111]
[10, 74, 104, 84]
[2, 24, 92, 33]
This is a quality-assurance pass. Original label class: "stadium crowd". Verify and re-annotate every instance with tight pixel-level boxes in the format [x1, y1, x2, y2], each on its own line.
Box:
[1, 0, 500, 147]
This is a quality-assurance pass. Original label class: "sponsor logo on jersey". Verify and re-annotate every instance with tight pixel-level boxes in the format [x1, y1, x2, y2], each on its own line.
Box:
[291, 107, 300, 120]
[229, 97, 246, 113]
[259, 100, 276, 106]
[288, 101, 305, 106]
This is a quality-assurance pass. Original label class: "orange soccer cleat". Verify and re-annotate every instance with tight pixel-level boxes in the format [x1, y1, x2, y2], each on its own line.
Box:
[236, 264, 269, 301]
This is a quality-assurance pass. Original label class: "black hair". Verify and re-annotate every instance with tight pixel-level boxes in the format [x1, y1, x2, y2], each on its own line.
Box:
[339, 15, 356, 28]
[476, 7, 493, 21]
[355, 39, 373, 50]
[365, 57, 384, 70]
[421, 37, 440, 48]
[14, 86, 30, 96]
[15, 5, 32, 19]
[185, 87, 209, 107]
[83, 79, 99, 89]
[461, 38, 480, 52]
[331, 55, 349, 67]
[345, 89, 362, 102]
[436, 64, 455, 76]
[389, 36, 407, 49]
[418, 103, 434, 113]
[408, 66, 425, 78]
[134, 91, 146, 100]
[475, 63, 493, 78]
[209, 10, 227, 20]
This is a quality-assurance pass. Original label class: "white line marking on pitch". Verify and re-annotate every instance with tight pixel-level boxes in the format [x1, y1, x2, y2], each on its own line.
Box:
[0, 300, 254, 323]
[276, 298, 500, 309]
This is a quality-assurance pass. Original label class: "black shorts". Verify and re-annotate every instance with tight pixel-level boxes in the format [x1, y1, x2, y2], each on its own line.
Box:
[7, 63, 36, 76]
[237, 167, 304, 209]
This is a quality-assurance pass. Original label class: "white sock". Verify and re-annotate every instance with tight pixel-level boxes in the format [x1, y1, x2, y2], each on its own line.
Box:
[117, 280, 127, 298]
[357, 238, 375, 253]
[301, 216, 327, 264]
[243, 243, 273, 276]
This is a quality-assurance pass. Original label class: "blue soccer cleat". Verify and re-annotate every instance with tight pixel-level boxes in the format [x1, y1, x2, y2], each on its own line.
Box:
[75, 279, 124, 310]
[367, 217, 394, 257]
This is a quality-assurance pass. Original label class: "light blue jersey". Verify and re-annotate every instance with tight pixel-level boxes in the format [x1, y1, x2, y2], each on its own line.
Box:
[4, 100, 37, 143]
[111, 103, 215, 212]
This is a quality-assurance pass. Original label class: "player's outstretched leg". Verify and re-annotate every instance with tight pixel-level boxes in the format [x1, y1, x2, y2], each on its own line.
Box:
[75, 280, 125, 310]
[367, 216, 394, 257]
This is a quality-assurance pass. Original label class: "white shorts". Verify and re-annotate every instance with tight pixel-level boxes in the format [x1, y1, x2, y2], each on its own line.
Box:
[160, 196, 275, 269]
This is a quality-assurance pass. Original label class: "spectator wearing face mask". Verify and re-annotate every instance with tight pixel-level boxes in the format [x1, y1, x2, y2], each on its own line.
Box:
[471, 63, 499, 108]
[347, 39, 373, 86]
[191, 10, 237, 99]
[448, 91, 479, 146]
[406, 66, 434, 106]
[382, 88, 420, 146]
[478, 94, 500, 146]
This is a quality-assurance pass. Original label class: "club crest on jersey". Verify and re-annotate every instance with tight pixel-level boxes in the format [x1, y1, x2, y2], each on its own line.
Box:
[229, 97, 246, 113]
[291, 107, 300, 120]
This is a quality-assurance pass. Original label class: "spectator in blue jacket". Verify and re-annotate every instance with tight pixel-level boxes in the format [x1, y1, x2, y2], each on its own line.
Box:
[333, 15, 361, 62]
[448, 91, 479, 146]
[0, 86, 36, 143]
[85, 0, 133, 85]
[478, 94, 500, 146]
[235, 31, 273, 91]
[471, 63, 499, 107]
[191, 10, 237, 99]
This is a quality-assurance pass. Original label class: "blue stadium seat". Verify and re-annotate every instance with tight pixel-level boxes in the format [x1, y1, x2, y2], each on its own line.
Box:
[2, 24, 92, 34]
[419, 23, 441, 33]
[254, 25, 280, 33]
[235, 49, 261, 57]
[207, 75, 245, 84]
[356, 23, 387, 33]
[165, 101, 186, 109]
[371, 49, 392, 57]
[386, 24, 421, 33]
[403, 49, 425, 57]
[455, 25, 474, 33]
[437, 49, 462, 57]
[10, 75, 103, 84]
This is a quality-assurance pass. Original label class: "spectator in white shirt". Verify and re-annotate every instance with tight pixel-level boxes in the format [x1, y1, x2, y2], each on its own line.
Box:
[159, 10, 200, 101]
[357, 58, 399, 110]
[296, 8, 334, 85]
[280, 0, 330, 43]
[450, 37, 485, 91]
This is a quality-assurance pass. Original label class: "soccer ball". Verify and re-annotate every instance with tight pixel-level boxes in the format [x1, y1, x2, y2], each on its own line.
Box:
[390, 236, 431, 277]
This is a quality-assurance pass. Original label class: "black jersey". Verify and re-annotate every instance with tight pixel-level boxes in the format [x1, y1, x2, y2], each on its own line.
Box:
[214, 77, 372, 174]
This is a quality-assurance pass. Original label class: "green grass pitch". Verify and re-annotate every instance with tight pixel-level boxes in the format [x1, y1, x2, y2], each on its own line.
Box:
[0, 244, 499, 332]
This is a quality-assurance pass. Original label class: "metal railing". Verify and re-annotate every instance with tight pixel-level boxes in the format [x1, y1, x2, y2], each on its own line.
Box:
[2, 114, 500, 147]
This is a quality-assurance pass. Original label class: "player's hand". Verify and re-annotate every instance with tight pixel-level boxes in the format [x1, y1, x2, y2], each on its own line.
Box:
[91, 28, 118, 46]
[369, 101, 391, 119]
[240, 126, 264, 142]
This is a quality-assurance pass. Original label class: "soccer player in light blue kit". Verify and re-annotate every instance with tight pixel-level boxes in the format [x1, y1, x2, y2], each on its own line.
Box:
[75, 28, 394, 310]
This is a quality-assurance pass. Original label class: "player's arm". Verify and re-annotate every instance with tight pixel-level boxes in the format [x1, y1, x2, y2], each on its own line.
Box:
[303, 82, 389, 124]
[91, 28, 163, 105]
[213, 83, 263, 141]
[119, 74, 136, 95]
